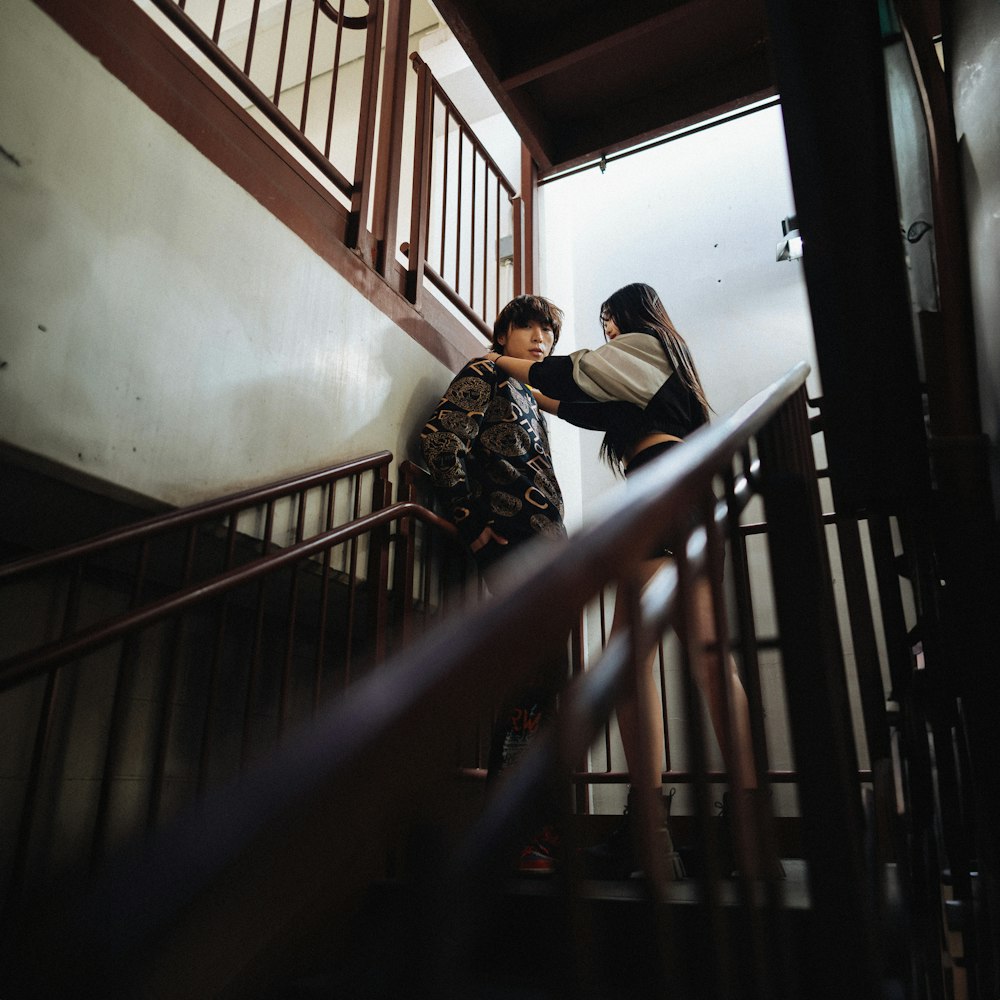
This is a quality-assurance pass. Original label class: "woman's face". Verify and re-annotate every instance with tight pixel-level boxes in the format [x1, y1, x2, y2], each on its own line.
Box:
[601, 312, 622, 341]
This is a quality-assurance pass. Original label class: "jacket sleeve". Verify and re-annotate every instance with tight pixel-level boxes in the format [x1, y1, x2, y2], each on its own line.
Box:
[532, 334, 672, 407]
[557, 398, 639, 432]
[526, 355, 594, 402]
[419, 360, 497, 549]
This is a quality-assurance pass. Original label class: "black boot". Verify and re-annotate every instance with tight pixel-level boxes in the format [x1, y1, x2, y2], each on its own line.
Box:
[721, 788, 786, 879]
[585, 787, 685, 880]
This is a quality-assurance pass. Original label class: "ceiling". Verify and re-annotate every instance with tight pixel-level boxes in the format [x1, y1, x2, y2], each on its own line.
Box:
[428, 0, 776, 177]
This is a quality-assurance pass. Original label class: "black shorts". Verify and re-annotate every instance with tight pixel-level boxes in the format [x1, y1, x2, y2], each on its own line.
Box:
[625, 440, 683, 559]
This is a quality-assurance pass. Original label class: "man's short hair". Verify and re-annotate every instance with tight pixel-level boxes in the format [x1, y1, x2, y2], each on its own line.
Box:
[492, 295, 563, 352]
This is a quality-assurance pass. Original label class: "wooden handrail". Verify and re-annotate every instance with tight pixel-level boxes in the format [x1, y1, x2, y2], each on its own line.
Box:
[0, 452, 394, 580]
[0, 443, 466, 931]
[0, 499, 455, 690]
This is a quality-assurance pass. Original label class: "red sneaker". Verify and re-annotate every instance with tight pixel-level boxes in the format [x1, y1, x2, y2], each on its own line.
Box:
[516, 825, 561, 875]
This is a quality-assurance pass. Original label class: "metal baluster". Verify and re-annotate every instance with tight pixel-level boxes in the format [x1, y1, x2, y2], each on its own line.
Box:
[211, 0, 226, 44]
[468, 146, 477, 312]
[439, 100, 449, 277]
[342, 472, 363, 686]
[323, 0, 348, 156]
[147, 522, 200, 831]
[455, 124, 464, 292]
[243, 0, 262, 75]
[312, 482, 337, 711]
[272, 0, 295, 104]
[299, 0, 323, 133]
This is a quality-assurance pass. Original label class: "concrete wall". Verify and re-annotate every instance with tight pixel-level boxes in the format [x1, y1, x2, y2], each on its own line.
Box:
[0, 0, 454, 508]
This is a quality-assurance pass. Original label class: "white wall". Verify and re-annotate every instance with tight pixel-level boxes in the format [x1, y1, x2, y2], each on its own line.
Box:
[0, 0, 452, 507]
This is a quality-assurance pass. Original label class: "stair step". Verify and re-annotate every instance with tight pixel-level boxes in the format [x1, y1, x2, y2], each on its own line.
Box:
[499, 857, 809, 908]
[276, 860, 812, 999]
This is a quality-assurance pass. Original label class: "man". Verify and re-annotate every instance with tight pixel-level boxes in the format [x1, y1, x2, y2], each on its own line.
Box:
[420, 294, 566, 574]
[420, 294, 567, 873]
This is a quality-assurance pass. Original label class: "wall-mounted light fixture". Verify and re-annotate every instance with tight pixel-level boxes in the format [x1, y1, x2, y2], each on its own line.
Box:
[499, 234, 515, 266]
[776, 215, 803, 261]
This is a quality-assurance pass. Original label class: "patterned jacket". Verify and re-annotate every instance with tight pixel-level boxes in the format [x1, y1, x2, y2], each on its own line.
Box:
[420, 357, 566, 555]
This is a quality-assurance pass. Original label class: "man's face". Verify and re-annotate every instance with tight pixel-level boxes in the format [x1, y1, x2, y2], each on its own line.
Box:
[497, 320, 555, 362]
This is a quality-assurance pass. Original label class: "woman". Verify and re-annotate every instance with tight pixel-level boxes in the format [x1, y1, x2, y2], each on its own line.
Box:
[486, 282, 774, 880]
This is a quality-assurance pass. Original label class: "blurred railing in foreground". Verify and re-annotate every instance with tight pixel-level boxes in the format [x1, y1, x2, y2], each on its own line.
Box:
[5, 362, 921, 1000]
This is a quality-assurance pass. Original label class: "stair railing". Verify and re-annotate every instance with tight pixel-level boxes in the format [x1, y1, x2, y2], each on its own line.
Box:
[113, 0, 517, 337]
[406, 52, 522, 336]
[0, 450, 475, 915]
[3, 361, 897, 1000]
[136, 0, 385, 248]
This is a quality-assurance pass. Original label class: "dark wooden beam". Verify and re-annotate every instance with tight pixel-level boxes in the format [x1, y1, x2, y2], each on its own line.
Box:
[762, 0, 929, 516]
[499, 1, 711, 90]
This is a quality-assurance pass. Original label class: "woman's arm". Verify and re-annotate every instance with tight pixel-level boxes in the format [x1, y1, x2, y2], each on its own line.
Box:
[485, 350, 532, 383]
[484, 353, 559, 412]
[485, 350, 592, 402]
[528, 387, 639, 431]
[558, 398, 639, 432]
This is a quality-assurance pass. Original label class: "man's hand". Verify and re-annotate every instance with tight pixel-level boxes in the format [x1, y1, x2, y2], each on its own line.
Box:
[470, 525, 508, 553]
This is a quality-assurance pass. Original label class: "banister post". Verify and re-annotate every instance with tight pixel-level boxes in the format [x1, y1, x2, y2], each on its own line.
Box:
[366, 462, 393, 665]
[346, 0, 384, 254]
[372, 0, 411, 276]
[392, 464, 419, 651]
[405, 53, 432, 306]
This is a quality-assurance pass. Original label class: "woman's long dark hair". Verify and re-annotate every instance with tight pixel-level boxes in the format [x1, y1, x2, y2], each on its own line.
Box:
[598, 282, 712, 470]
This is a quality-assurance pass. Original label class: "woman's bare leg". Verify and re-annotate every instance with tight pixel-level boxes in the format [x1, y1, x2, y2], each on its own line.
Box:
[611, 559, 782, 875]
[612, 562, 757, 790]
[683, 576, 782, 876]
[684, 577, 757, 792]
[611, 560, 667, 794]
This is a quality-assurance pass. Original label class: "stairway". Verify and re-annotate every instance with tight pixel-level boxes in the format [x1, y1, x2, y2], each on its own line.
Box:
[275, 852, 811, 1000]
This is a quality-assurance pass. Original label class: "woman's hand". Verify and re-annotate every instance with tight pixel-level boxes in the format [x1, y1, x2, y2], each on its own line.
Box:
[530, 387, 560, 415]
[470, 524, 508, 553]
